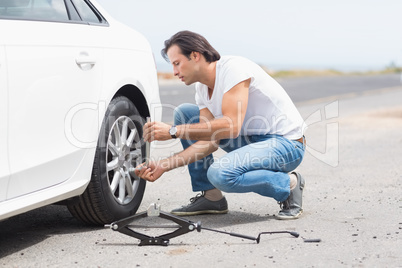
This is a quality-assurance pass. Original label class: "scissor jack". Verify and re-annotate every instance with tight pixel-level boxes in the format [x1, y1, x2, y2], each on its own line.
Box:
[105, 203, 301, 246]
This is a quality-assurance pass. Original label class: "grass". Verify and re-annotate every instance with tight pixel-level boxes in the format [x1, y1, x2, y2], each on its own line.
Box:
[158, 66, 402, 80]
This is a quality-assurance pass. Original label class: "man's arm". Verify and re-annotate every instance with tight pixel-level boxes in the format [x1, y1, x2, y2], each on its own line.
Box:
[161, 106, 219, 171]
[143, 78, 250, 142]
[178, 78, 250, 140]
[135, 139, 219, 182]
[136, 108, 219, 182]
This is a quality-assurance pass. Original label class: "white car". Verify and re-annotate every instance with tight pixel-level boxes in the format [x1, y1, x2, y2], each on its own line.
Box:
[0, 0, 161, 225]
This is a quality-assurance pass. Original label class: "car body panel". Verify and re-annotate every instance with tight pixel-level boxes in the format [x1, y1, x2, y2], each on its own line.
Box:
[0, 148, 94, 220]
[0, 45, 10, 202]
[0, 0, 161, 221]
[4, 20, 103, 199]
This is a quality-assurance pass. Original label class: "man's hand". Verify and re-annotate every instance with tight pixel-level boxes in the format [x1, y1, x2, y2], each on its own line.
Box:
[134, 161, 166, 182]
[143, 121, 172, 142]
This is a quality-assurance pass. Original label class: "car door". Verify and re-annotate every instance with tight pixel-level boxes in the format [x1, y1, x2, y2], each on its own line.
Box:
[2, 0, 106, 199]
[0, 45, 10, 202]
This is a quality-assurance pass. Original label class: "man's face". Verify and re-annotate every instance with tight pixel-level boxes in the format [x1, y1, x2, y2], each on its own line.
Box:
[167, 45, 197, 85]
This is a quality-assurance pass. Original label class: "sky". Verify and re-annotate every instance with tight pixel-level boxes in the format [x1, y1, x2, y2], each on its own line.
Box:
[96, 0, 402, 72]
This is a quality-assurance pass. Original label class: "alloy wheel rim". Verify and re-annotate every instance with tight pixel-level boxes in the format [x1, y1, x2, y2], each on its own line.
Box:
[106, 116, 142, 204]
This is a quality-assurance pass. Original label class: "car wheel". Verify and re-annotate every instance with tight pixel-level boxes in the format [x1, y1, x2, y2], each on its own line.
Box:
[68, 96, 146, 225]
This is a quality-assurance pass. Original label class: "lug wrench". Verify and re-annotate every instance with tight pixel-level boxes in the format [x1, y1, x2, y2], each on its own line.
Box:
[105, 203, 303, 246]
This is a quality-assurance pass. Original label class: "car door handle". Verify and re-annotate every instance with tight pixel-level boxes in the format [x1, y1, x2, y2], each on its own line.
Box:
[75, 57, 96, 65]
[75, 52, 96, 70]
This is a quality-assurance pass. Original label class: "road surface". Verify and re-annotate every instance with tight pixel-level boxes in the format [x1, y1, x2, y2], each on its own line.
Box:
[1, 74, 401, 267]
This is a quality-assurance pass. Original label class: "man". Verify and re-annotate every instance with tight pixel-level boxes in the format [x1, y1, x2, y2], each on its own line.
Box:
[135, 30, 306, 220]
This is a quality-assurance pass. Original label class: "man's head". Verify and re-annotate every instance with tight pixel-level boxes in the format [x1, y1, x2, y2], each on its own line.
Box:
[161, 30, 220, 63]
[162, 31, 220, 85]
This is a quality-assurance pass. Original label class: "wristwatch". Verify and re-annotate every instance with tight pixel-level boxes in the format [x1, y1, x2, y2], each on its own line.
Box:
[169, 125, 177, 139]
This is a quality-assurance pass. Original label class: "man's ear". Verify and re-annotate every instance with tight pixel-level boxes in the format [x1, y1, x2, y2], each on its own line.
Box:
[192, 51, 201, 61]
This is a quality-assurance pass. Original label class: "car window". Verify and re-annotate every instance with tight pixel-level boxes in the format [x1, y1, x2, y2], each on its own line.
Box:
[0, 0, 69, 21]
[71, 0, 102, 24]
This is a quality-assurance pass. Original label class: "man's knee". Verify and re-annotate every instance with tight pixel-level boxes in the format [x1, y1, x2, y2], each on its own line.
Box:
[173, 103, 199, 125]
[207, 163, 234, 192]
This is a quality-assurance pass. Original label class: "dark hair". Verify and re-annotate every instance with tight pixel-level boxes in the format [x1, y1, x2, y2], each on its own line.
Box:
[161, 30, 220, 63]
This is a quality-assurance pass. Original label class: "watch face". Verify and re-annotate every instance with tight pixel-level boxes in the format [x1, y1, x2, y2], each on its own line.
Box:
[169, 126, 177, 135]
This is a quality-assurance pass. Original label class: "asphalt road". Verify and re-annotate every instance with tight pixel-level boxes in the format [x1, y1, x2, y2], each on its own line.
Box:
[159, 73, 402, 122]
[1, 73, 401, 267]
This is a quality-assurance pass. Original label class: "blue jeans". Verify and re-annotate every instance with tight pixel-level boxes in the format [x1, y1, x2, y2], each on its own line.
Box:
[173, 103, 305, 202]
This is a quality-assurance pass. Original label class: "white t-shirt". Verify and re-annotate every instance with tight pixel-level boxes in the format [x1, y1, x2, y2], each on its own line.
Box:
[195, 56, 305, 140]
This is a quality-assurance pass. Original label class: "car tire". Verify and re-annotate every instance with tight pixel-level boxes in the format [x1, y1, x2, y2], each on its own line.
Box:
[68, 96, 147, 225]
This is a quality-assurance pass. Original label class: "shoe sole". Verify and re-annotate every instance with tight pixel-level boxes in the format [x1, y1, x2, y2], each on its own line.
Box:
[171, 209, 229, 216]
[275, 209, 303, 220]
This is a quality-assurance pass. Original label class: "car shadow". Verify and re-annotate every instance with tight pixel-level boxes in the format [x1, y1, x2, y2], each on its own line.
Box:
[0, 205, 281, 255]
[0, 205, 96, 258]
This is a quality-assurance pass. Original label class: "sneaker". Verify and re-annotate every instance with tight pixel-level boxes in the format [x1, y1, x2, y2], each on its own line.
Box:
[276, 172, 305, 220]
[171, 192, 229, 216]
